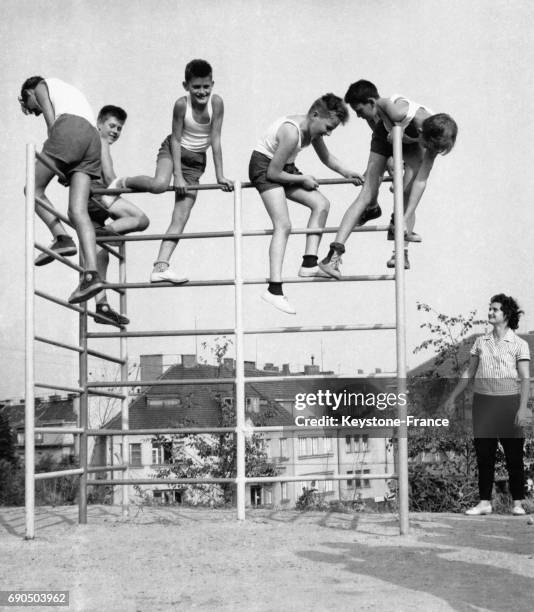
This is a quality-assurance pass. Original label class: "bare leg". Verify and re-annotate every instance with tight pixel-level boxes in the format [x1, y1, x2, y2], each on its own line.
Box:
[335, 153, 387, 245]
[125, 158, 173, 194]
[94, 247, 109, 303]
[33, 158, 71, 238]
[260, 188, 291, 283]
[286, 187, 330, 256]
[154, 192, 197, 266]
[68, 172, 97, 270]
[401, 149, 423, 234]
[106, 197, 150, 234]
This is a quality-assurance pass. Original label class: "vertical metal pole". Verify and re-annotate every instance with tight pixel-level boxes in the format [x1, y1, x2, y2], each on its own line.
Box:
[233, 181, 246, 520]
[392, 124, 409, 534]
[78, 305, 88, 524]
[119, 242, 129, 516]
[25, 144, 36, 540]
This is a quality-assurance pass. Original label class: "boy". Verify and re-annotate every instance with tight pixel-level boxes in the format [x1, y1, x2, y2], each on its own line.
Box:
[110, 59, 232, 284]
[249, 93, 362, 314]
[20, 76, 104, 303]
[319, 80, 457, 276]
[89, 105, 150, 325]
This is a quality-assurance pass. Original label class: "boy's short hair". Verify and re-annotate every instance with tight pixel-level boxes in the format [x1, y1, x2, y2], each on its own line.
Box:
[20, 76, 44, 103]
[309, 93, 349, 125]
[421, 113, 458, 155]
[490, 293, 523, 330]
[344, 80, 380, 105]
[98, 105, 127, 123]
[184, 59, 213, 82]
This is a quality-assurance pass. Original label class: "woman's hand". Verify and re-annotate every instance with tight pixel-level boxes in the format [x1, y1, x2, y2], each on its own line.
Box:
[515, 407, 532, 428]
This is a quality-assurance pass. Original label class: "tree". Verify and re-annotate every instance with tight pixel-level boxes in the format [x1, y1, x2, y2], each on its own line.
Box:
[150, 337, 279, 506]
[0, 412, 17, 465]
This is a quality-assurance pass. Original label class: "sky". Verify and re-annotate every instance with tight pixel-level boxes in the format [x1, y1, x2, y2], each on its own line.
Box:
[1, 0, 534, 399]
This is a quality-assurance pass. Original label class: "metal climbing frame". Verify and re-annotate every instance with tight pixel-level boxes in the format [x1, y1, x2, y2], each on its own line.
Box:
[24, 125, 408, 538]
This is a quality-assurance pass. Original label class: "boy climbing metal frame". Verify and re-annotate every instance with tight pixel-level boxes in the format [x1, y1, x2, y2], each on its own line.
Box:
[23, 125, 408, 538]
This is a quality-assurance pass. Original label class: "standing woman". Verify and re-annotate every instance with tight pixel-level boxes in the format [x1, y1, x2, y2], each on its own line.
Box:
[445, 294, 532, 515]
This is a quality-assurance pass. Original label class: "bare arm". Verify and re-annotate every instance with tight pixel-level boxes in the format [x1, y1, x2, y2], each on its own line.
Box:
[170, 97, 187, 194]
[403, 149, 436, 221]
[312, 137, 363, 184]
[444, 355, 479, 415]
[266, 124, 318, 190]
[516, 360, 531, 426]
[209, 95, 232, 191]
[377, 98, 409, 124]
[100, 138, 116, 185]
[34, 82, 55, 135]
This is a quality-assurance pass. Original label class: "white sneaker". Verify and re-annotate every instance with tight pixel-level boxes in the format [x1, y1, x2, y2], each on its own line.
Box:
[298, 265, 331, 278]
[261, 291, 296, 314]
[150, 268, 189, 284]
[465, 502, 492, 516]
[512, 505, 526, 516]
[318, 252, 343, 279]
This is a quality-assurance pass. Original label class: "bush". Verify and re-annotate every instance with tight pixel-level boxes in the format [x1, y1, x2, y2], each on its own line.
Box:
[0, 458, 25, 505]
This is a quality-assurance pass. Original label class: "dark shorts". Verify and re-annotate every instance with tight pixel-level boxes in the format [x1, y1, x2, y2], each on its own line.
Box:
[156, 135, 206, 185]
[370, 120, 421, 159]
[472, 393, 523, 439]
[248, 150, 302, 194]
[88, 180, 111, 227]
[42, 114, 101, 184]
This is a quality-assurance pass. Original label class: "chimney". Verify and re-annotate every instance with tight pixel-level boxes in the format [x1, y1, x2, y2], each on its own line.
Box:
[357, 369, 364, 375]
[244, 361, 256, 371]
[182, 354, 197, 369]
[264, 362, 274, 371]
[140, 354, 164, 381]
[282, 364, 290, 375]
[375, 368, 382, 374]
[304, 364, 320, 375]
[49, 394, 62, 402]
[223, 358, 235, 369]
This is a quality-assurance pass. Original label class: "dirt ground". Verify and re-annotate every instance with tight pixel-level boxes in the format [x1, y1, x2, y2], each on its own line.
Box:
[0, 505, 533, 612]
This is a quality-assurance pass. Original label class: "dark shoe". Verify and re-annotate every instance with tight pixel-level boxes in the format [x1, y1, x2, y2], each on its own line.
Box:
[68, 271, 104, 304]
[35, 235, 77, 266]
[95, 226, 122, 247]
[386, 251, 410, 270]
[94, 303, 130, 326]
[356, 203, 382, 227]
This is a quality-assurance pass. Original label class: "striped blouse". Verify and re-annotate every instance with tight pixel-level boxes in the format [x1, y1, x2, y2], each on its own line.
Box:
[470, 330, 530, 395]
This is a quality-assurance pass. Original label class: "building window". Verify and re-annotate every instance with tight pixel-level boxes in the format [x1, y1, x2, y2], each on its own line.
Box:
[151, 441, 173, 465]
[281, 482, 288, 500]
[347, 470, 354, 488]
[246, 397, 260, 413]
[279, 438, 288, 458]
[147, 397, 181, 409]
[129, 443, 142, 466]
[298, 437, 333, 457]
[346, 435, 369, 453]
[355, 469, 371, 488]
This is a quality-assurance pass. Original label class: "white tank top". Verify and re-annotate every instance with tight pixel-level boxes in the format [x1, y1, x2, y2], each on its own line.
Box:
[254, 116, 304, 163]
[381, 94, 434, 132]
[45, 78, 96, 126]
[180, 94, 212, 153]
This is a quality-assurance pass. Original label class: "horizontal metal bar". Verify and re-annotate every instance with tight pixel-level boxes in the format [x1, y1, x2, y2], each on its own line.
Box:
[243, 373, 390, 383]
[245, 323, 396, 335]
[35, 335, 83, 354]
[86, 464, 128, 473]
[35, 468, 84, 480]
[87, 328, 235, 339]
[34, 427, 84, 434]
[36, 152, 68, 183]
[87, 478, 235, 485]
[91, 182, 228, 195]
[87, 378, 235, 388]
[34, 242, 83, 272]
[87, 389, 127, 399]
[35, 382, 83, 394]
[88, 427, 237, 436]
[35, 289, 84, 314]
[86, 225, 388, 243]
[245, 473, 397, 484]
[86, 348, 126, 365]
[101, 274, 392, 291]
[35, 195, 72, 227]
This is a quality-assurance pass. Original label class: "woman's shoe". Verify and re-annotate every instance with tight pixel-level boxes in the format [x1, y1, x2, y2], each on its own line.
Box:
[465, 502, 492, 516]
